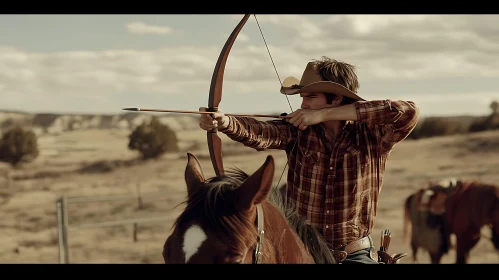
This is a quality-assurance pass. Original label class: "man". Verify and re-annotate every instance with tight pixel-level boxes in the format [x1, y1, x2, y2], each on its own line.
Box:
[198, 56, 419, 264]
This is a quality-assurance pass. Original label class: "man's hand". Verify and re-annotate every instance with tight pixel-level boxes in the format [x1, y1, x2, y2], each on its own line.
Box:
[284, 108, 326, 130]
[199, 107, 230, 131]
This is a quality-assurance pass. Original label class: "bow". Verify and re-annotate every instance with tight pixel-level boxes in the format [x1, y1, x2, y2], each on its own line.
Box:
[206, 14, 296, 190]
[206, 14, 250, 177]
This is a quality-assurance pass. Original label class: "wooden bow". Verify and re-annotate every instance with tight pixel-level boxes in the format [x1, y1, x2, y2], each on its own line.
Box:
[206, 14, 250, 177]
[206, 14, 296, 196]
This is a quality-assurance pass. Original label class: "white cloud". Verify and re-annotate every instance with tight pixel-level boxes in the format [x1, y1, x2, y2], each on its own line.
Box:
[126, 21, 173, 35]
[1, 15, 498, 116]
[225, 32, 249, 42]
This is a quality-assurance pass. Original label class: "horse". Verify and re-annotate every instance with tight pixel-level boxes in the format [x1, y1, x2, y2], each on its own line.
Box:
[405, 178, 499, 264]
[162, 152, 337, 264]
[402, 179, 456, 264]
[444, 180, 499, 264]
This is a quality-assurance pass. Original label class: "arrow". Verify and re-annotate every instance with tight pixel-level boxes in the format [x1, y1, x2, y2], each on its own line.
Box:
[122, 108, 287, 119]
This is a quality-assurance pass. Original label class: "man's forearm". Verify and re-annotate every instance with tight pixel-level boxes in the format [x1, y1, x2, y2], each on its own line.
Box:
[218, 116, 295, 151]
[321, 103, 359, 122]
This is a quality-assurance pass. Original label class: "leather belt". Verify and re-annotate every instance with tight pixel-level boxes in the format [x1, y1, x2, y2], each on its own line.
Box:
[331, 235, 374, 263]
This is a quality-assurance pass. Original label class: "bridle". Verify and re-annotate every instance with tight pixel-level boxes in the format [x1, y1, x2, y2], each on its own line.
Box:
[206, 14, 298, 264]
[254, 204, 264, 264]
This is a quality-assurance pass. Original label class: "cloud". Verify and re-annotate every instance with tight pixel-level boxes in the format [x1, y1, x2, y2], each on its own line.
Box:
[0, 15, 498, 116]
[236, 32, 250, 42]
[126, 21, 173, 35]
[250, 15, 499, 81]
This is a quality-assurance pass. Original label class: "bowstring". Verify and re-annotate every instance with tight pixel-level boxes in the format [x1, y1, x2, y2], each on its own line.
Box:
[253, 14, 300, 209]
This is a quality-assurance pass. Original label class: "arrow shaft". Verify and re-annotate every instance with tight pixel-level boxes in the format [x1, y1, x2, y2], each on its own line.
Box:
[123, 108, 285, 119]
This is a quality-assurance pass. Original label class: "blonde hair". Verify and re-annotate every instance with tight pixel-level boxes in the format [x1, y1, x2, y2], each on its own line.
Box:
[313, 56, 360, 93]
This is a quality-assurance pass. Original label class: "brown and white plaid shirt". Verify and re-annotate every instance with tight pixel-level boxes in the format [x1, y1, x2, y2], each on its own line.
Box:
[219, 99, 419, 249]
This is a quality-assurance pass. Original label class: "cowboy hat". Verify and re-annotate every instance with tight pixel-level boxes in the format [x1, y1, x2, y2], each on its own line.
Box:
[280, 61, 366, 101]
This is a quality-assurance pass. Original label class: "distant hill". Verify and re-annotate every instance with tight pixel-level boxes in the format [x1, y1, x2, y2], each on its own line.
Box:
[0, 110, 202, 136]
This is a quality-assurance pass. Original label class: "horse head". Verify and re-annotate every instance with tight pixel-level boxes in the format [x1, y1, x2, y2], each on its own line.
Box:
[162, 152, 334, 264]
[162, 152, 274, 264]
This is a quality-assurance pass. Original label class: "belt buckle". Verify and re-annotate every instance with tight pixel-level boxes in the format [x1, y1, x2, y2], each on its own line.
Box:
[332, 250, 347, 263]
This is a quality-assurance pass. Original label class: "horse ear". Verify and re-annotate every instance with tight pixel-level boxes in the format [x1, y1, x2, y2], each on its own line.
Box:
[235, 155, 275, 211]
[185, 152, 206, 198]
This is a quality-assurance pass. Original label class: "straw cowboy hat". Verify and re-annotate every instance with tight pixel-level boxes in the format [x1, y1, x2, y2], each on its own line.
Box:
[280, 61, 366, 101]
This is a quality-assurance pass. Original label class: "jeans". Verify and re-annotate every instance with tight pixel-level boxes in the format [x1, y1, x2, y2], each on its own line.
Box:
[337, 235, 378, 264]
[340, 247, 378, 264]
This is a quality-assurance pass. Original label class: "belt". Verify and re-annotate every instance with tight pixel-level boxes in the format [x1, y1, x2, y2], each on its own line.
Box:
[331, 235, 374, 263]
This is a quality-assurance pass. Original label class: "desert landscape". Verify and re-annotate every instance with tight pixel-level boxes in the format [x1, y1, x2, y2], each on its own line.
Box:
[0, 112, 498, 264]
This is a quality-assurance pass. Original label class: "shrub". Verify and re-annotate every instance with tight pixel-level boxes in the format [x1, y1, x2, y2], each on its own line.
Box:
[128, 117, 178, 160]
[408, 118, 469, 139]
[0, 126, 39, 167]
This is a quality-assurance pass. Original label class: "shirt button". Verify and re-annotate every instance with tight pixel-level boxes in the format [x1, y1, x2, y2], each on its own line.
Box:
[326, 210, 330, 214]
[329, 167, 333, 170]
[325, 225, 329, 229]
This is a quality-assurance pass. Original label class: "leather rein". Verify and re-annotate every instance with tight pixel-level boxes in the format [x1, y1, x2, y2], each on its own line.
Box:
[254, 204, 265, 264]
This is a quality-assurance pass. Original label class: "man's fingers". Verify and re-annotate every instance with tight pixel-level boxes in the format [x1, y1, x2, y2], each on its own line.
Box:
[286, 110, 303, 124]
[200, 107, 225, 119]
[199, 122, 216, 131]
[289, 114, 301, 125]
[294, 118, 305, 129]
[212, 112, 225, 119]
[285, 110, 299, 119]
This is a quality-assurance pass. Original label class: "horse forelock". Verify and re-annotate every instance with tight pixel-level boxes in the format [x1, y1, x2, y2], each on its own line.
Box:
[174, 168, 259, 252]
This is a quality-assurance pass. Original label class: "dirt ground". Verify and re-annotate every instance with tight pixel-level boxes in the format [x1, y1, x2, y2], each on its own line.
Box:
[0, 127, 498, 264]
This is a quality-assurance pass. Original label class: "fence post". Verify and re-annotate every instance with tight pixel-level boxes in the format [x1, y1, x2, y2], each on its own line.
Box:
[56, 197, 70, 264]
[56, 198, 64, 263]
[133, 184, 143, 242]
[4, 170, 11, 188]
[62, 196, 70, 263]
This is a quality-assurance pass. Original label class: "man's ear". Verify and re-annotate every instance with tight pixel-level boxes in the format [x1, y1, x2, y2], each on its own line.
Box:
[334, 94, 343, 106]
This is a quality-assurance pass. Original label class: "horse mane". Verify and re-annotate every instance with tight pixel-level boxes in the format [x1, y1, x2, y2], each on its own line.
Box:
[173, 167, 336, 264]
[266, 183, 337, 264]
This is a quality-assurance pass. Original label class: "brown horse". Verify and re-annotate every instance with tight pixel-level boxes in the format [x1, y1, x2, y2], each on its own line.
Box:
[162, 152, 336, 264]
[443, 180, 499, 264]
[403, 179, 457, 264]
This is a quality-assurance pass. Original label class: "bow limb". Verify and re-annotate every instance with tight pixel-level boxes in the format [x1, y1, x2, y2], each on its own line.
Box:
[207, 14, 251, 177]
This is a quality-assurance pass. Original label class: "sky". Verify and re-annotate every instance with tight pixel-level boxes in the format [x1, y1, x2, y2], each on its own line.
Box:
[0, 14, 498, 118]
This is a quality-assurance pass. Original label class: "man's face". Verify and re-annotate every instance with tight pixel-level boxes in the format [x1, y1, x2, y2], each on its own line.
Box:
[300, 92, 336, 110]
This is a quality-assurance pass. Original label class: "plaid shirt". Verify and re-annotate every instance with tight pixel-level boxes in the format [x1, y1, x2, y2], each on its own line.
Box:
[219, 100, 419, 249]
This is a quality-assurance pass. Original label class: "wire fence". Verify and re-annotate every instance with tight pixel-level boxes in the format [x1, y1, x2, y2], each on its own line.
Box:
[56, 185, 171, 264]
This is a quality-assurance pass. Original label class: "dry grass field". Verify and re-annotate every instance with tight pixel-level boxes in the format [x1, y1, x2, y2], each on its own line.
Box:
[0, 126, 498, 264]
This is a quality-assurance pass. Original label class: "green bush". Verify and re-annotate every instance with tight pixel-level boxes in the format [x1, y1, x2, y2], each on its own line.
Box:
[469, 117, 488, 132]
[128, 117, 178, 160]
[0, 126, 39, 167]
[408, 117, 469, 139]
[469, 100, 499, 132]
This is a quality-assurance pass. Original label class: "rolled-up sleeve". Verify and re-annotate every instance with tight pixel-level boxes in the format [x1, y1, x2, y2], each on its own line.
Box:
[355, 99, 419, 152]
[219, 116, 297, 151]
